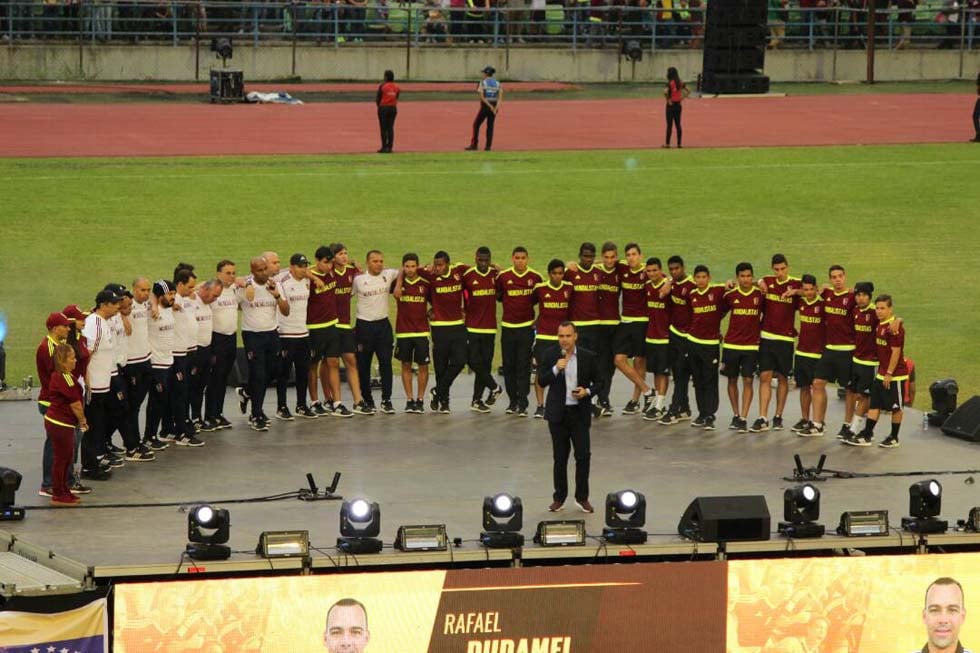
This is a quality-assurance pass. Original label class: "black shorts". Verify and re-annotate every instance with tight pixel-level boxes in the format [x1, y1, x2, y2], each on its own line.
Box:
[644, 342, 670, 376]
[848, 363, 876, 395]
[394, 336, 430, 365]
[815, 349, 852, 385]
[613, 321, 647, 358]
[533, 339, 556, 372]
[575, 324, 599, 352]
[759, 339, 794, 377]
[721, 348, 758, 379]
[309, 326, 340, 361]
[793, 355, 818, 388]
[337, 327, 356, 355]
[870, 378, 905, 412]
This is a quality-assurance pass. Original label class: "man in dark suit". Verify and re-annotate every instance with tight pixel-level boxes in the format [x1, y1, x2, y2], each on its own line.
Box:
[537, 321, 599, 513]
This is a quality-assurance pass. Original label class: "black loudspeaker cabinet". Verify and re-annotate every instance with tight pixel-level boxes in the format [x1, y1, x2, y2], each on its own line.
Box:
[705, 3, 767, 26]
[941, 395, 980, 443]
[703, 47, 765, 72]
[702, 72, 770, 94]
[704, 25, 769, 49]
[678, 495, 771, 542]
[210, 68, 244, 104]
[701, 0, 768, 94]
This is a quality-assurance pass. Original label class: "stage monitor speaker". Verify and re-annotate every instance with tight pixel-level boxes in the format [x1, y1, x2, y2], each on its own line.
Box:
[678, 495, 771, 542]
[210, 68, 244, 104]
[941, 395, 980, 443]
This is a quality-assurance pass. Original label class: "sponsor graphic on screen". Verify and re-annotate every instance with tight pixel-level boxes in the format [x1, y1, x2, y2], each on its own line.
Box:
[0, 597, 108, 653]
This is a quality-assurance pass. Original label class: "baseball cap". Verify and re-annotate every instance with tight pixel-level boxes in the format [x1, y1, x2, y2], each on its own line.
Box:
[290, 253, 310, 267]
[62, 305, 89, 321]
[95, 289, 123, 306]
[152, 279, 173, 297]
[46, 312, 71, 330]
[482, 66, 496, 75]
[104, 282, 133, 298]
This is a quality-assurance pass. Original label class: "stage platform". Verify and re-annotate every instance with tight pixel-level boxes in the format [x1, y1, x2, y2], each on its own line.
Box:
[2, 375, 979, 581]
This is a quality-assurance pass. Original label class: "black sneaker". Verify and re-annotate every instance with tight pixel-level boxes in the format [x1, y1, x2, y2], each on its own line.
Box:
[405, 401, 416, 414]
[642, 407, 664, 422]
[622, 400, 641, 415]
[103, 455, 125, 469]
[69, 482, 92, 495]
[275, 406, 295, 421]
[125, 448, 156, 462]
[144, 437, 169, 451]
[505, 402, 517, 415]
[691, 415, 707, 427]
[593, 405, 603, 419]
[439, 400, 451, 415]
[108, 443, 125, 455]
[295, 405, 317, 418]
[703, 416, 716, 431]
[176, 435, 206, 447]
[470, 399, 491, 413]
[38, 487, 53, 497]
[157, 431, 176, 442]
[735, 417, 747, 433]
[676, 409, 693, 422]
[879, 435, 900, 448]
[534, 405, 545, 419]
[837, 424, 854, 441]
[772, 416, 784, 431]
[658, 410, 679, 425]
[191, 419, 203, 433]
[842, 433, 872, 447]
[749, 417, 770, 433]
[353, 400, 375, 415]
[798, 423, 825, 438]
[380, 400, 395, 415]
[237, 386, 250, 414]
[486, 383, 503, 406]
[214, 415, 233, 430]
[200, 418, 218, 432]
[430, 388, 440, 412]
[414, 399, 425, 414]
[791, 419, 810, 433]
[642, 392, 655, 413]
[332, 403, 354, 418]
[600, 402, 613, 417]
[249, 416, 268, 431]
[312, 401, 330, 416]
[81, 468, 112, 481]
[516, 405, 529, 417]
[729, 416, 741, 430]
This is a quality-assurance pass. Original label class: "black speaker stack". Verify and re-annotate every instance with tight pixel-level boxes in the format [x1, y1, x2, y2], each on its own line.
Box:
[702, 0, 770, 94]
[941, 395, 980, 443]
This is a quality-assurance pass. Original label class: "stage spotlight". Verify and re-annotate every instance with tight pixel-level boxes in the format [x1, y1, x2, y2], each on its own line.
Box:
[395, 524, 448, 552]
[621, 39, 643, 62]
[778, 484, 824, 538]
[902, 479, 948, 534]
[928, 378, 958, 425]
[186, 504, 230, 560]
[338, 498, 383, 554]
[481, 493, 524, 548]
[836, 510, 889, 537]
[0, 467, 25, 521]
[602, 489, 647, 544]
[533, 520, 586, 547]
[210, 38, 233, 65]
[256, 530, 309, 558]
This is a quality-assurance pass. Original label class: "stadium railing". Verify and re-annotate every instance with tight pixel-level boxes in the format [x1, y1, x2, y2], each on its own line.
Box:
[1, 2, 976, 52]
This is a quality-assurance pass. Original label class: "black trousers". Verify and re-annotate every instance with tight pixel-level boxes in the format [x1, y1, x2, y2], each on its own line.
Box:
[108, 372, 139, 451]
[243, 330, 279, 419]
[467, 331, 497, 401]
[82, 391, 111, 470]
[470, 104, 497, 149]
[355, 318, 394, 404]
[501, 325, 534, 408]
[432, 325, 467, 402]
[125, 360, 152, 443]
[548, 405, 591, 503]
[378, 105, 397, 151]
[206, 332, 236, 420]
[169, 355, 195, 438]
[277, 336, 311, 409]
[575, 324, 599, 352]
[595, 324, 616, 405]
[146, 366, 170, 439]
[665, 102, 682, 146]
[668, 331, 692, 412]
[189, 344, 212, 421]
[688, 341, 720, 418]
[974, 97, 979, 137]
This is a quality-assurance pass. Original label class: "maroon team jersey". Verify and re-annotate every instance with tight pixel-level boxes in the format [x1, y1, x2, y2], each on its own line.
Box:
[463, 267, 498, 333]
[597, 264, 621, 324]
[852, 305, 879, 366]
[565, 266, 601, 325]
[395, 276, 430, 337]
[44, 371, 83, 428]
[795, 298, 825, 358]
[820, 288, 856, 350]
[333, 264, 357, 329]
[687, 285, 728, 345]
[761, 275, 802, 342]
[497, 267, 543, 328]
[423, 263, 467, 326]
[875, 318, 908, 379]
[644, 279, 671, 343]
[307, 269, 338, 329]
[668, 276, 696, 336]
[534, 281, 572, 341]
[722, 286, 764, 350]
[36, 335, 64, 406]
[620, 263, 649, 322]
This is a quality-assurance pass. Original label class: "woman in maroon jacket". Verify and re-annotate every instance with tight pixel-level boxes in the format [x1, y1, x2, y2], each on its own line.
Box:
[45, 344, 89, 506]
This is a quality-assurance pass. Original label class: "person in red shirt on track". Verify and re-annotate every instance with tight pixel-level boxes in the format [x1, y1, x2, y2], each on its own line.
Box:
[44, 344, 88, 506]
[663, 67, 690, 148]
[376, 69, 400, 154]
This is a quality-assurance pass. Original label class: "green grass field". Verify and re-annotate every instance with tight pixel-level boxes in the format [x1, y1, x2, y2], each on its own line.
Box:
[2, 143, 979, 405]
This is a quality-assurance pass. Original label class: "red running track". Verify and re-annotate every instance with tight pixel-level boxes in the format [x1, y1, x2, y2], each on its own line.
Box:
[0, 94, 972, 157]
[0, 81, 576, 95]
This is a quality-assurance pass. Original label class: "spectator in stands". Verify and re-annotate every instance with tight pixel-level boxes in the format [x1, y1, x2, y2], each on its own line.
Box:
[448, 0, 465, 43]
[465, 0, 490, 42]
[346, 0, 367, 41]
[507, 0, 530, 43]
[937, 0, 961, 48]
[87, 0, 113, 40]
[894, 0, 915, 48]
[686, 0, 703, 47]
[529, 0, 546, 39]
[656, 0, 675, 47]
[768, 0, 787, 48]
[424, 0, 449, 42]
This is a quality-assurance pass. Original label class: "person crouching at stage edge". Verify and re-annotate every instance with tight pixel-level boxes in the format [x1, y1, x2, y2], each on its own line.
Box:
[466, 66, 502, 152]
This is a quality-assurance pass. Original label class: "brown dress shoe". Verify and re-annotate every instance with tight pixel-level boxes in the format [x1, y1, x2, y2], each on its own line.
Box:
[575, 499, 594, 514]
[547, 501, 564, 512]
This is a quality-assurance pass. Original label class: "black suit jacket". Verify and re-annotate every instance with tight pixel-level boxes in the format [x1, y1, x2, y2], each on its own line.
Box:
[537, 345, 599, 424]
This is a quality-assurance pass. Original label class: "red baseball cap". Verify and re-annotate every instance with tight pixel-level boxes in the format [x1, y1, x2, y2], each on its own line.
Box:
[46, 312, 71, 330]
[62, 304, 89, 321]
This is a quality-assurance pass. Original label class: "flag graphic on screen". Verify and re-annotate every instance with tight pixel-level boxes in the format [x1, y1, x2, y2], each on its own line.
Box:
[0, 598, 108, 653]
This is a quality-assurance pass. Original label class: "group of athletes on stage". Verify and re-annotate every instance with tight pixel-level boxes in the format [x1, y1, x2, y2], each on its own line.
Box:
[34, 241, 911, 506]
